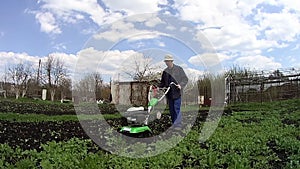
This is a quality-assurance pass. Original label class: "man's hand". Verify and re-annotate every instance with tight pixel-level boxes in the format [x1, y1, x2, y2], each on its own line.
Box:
[176, 84, 181, 90]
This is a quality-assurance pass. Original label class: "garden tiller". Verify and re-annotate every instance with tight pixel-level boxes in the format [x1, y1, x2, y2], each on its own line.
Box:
[120, 82, 176, 135]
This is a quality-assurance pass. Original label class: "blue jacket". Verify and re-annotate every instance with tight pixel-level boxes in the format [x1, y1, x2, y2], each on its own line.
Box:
[159, 64, 188, 99]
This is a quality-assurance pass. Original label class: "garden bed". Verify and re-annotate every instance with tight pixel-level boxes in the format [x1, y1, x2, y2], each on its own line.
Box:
[0, 99, 299, 168]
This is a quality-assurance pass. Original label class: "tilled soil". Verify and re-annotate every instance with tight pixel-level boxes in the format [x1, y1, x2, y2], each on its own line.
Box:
[0, 110, 207, 152]
[1, 120, 94, 151]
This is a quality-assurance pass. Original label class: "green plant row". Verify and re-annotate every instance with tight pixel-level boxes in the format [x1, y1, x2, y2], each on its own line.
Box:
[0, 99, 118, 115]
[227, 98, 300, 112]
[0, 113, 122, 122]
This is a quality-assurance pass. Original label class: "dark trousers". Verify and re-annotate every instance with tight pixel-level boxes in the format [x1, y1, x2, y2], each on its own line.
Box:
[168, 97, 182, 127]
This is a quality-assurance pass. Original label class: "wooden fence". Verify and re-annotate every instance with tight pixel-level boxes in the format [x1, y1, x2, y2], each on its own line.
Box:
[226, 70, 300, 103]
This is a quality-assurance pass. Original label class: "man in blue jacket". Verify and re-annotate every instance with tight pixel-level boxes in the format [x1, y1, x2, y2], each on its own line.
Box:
[159, 54, 188, 129]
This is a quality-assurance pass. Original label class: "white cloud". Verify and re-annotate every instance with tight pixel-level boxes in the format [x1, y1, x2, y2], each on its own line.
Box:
[279, 0, 300, 13]
[35, 0, 167, 31]
[40, 0, 106, 24]
[188, 53, 223, 68]
[47, 52, 77, 71]
[93, 17, 165, 42]
[112, 20, 135, 31]
[0, 52, 40, 67]
[256, 9, 300, 42]
[127, 32, 165, 42]
[234, 55, 282, 70]
[93, 20, 138, 42]
[173, 0, 246, 25]
[52, 43, 67, 51]
[32, 0, 168, 35]
[35, 12, 61, 34]
[96, 14, 167, 42]
[102, 0, 163, 14]
[176, 0, 300, 60]
[184, 68, 205, 81]
[94, 28, 161, 43]
[145, 17, 164, 27]
[76, 48, 141, 77]
[216, 53, 233, 62]
[31, 0, 108, 35]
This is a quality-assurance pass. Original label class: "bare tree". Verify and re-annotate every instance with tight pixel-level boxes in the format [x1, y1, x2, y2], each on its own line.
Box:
[92, 72, 103, 100]
[121, 53, 161, 82]
[59, 77, 72, 100]
[0, 66, 9, 98]
[43, 54, 67, 101]
[182, 77, 199, 106]
[269, 69, 286, 80]
[73, 72, 104, 102]
[7, 62, 33, 99]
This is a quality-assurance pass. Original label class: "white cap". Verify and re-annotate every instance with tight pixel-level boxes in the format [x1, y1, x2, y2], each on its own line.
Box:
[164, 54, 174, 61]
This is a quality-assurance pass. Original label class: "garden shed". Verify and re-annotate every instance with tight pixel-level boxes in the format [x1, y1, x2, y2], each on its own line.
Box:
[111, 81, 150, 106]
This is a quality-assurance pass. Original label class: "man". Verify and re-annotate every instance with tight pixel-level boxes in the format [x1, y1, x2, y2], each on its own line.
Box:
[159, 54, 188, 129]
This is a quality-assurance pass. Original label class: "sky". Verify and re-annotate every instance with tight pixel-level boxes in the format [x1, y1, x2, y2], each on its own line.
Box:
[1, 0, 300, 82]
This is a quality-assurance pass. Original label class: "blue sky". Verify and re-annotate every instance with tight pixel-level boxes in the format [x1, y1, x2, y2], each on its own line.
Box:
[0, 0, 92, 56]
[1, 0, 300, 82]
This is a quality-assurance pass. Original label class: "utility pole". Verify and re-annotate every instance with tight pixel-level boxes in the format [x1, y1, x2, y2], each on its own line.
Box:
[37, 59, 41, 85]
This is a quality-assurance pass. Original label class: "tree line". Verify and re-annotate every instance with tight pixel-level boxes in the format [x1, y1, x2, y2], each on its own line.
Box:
[0, 54, 111, 102]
